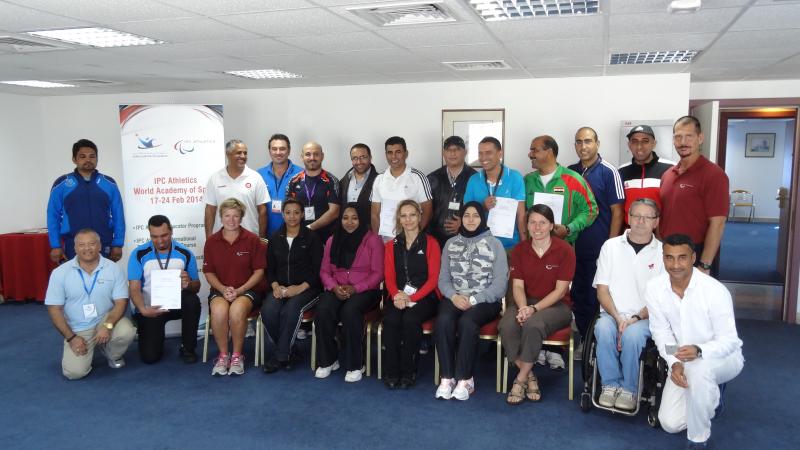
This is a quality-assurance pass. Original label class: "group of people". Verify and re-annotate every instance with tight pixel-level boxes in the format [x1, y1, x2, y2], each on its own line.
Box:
[43, 115, 743, 448]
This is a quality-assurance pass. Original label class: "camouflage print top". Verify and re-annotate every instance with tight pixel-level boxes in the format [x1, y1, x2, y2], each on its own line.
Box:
[438, 229, 508, 304]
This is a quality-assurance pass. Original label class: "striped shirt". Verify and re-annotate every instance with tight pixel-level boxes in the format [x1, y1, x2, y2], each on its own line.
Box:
[569, 156, 625, 258]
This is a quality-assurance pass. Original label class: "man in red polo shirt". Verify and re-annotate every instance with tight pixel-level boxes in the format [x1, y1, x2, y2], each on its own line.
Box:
[659, 116, 728, 277]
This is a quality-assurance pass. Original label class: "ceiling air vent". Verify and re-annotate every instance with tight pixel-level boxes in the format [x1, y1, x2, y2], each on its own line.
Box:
[348, 1, 457, 27]
[62, 79, 124, 86]
[0, 36, 71, 52]
[443, 60, 511, 71]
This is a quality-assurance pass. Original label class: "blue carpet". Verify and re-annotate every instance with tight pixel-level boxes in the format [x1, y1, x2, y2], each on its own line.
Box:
[719, 222, 782, 284]
[1, 303, 798, 450]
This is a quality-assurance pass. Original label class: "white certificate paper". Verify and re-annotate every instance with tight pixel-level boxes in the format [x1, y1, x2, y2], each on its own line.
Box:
[533, 192, 564, 225]
[150, 269, 181, 310]
[378, 199, 399, 238]
[487, 197, 518, 239]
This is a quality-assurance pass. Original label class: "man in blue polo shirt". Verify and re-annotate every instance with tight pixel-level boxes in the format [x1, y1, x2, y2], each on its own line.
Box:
[45, 229, 135, 380]
[47, 139, 125, 263]
[463, 136, 526, 250]
[257, 133, 303, 238]
[568, 127, 625, 348]
[129, 215, 201, 364]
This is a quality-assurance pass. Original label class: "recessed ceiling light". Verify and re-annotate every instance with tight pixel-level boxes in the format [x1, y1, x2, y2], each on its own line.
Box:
[224, 69, 303, 79]
[668, 0, 701, 14]
[348, 1, 457, 27]
[0, 80, 76, 88]
[26, 27, 165, 48]
[610, 50, 699, 65]
[443, 60, 511, 70]
[469, 0, 600, 21]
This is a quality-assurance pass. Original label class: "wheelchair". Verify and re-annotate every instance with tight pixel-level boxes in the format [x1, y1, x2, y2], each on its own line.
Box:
[578, 311, 668, 427]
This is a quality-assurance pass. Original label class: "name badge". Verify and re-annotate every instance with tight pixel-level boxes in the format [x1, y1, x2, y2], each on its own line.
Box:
[304, 206, 316, 221]
[271, 200, 282, 213]
[448, 201, 460, 211]
[83, 303, 98, 320]
[403, 284, 417, 296]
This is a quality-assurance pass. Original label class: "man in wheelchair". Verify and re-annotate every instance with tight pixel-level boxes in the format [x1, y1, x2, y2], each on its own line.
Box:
[646, 233, 744, 449]
[590, 198, 665, 411]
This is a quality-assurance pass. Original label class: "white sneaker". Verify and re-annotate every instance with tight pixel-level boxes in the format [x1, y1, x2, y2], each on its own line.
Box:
[614, 389, 637, 411]
[228, 353, 245, 376]
[211, 354, 229, 376]
[598, 385, 619, 408]
[452, 378, 475, 401]
[296, 329, 308, 340]
[536, 350, 547, 366]
[315, 360, 340, 378]
[345, 367, 365, 383]
[436, 378, 456, 400]
[101, 345, 125, 369]
[546, 351, 565, 371]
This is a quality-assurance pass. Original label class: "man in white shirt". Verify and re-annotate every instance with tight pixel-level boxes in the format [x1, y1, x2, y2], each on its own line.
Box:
[593, 198, 664, 411]
[370, 136, 432, 241]
[646, 233, 744, 449]
[204, 139, 270, 237]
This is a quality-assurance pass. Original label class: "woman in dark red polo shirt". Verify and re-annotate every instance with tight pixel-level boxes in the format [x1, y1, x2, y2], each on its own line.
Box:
[382, 199, 441, 389]
[203, 198, 267, 377]
[499, 204, 575, 405]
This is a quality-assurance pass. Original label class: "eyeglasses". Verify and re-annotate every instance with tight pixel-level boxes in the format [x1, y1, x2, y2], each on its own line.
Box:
[351, 155, 370, 162]
[629, 214, 657, 222]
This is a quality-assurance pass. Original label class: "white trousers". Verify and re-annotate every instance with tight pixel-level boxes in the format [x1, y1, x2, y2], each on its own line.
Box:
[659, 352, 744, 443]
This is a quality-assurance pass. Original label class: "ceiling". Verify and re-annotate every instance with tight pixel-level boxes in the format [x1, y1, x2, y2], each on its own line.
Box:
[0, 0, 799, 96]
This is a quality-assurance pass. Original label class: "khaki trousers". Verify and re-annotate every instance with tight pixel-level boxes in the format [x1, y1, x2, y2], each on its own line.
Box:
[62, 316, 135, 380]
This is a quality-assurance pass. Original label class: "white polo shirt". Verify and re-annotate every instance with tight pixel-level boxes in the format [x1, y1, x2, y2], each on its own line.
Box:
[593, 232, 664, 316]
[371, 165, 432, 238]
[645, 268, 743, 368]
[205, 165, 270, 235]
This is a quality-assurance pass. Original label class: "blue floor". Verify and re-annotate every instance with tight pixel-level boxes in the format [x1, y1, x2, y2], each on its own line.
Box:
[2, 303, 798, 450]
[719, 222, 782, 284]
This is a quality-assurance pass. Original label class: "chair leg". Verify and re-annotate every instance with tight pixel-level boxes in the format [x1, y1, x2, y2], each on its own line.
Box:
[496, 336, 502, 393]
[434, 345, 440, 385]
[202, 314, 210, 363]
[259, 316, 265, 367]
[311, 322, 316, 371]
[568, 335, 574, 401]
[503, 355, 509, 394]
[377, 323, 382, 380]
[366, 322, 372, 377]
[254, 315, 262, 367]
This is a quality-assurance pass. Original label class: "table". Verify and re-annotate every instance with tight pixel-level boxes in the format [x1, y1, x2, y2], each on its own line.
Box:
[0, 232, 56, 302]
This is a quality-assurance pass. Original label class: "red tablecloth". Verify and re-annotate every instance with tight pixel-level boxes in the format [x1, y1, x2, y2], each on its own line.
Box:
[0, 232, 56, 302]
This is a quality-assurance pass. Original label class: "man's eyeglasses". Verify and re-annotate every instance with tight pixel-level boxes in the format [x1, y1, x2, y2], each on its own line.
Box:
[351, 155, 370, 162]
[629, 214, 657, 222]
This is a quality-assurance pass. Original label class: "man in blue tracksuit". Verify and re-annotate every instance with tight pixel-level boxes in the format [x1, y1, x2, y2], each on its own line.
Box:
[47, 139, 125, 263]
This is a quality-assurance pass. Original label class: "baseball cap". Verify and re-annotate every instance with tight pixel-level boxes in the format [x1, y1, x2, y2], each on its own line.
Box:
[626, 125, 655, 139]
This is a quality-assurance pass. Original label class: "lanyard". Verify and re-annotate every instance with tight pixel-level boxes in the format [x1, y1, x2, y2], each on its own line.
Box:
[270, 164, 290, 197]
[153, 243, 172, 270]
[485, 165, 504, 196]
[77, 268, 100, 298]
[304, 176, 319, 203]
[401, 235, 420, 285]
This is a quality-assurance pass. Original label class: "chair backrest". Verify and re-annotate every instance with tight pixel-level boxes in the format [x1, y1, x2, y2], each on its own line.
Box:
[730, 190, 753, 205]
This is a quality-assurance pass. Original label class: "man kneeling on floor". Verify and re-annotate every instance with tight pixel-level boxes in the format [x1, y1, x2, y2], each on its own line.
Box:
[593, 198, 664, 411]
[646, 233, 744, 449]
[45, 228, 135, 379]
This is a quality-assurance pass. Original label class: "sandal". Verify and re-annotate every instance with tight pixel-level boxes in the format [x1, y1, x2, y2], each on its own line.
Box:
[506, 380, 527, 405]
[526, 373, 542, 402]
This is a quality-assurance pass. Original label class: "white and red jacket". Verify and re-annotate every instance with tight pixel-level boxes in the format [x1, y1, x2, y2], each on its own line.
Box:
[617, 152, 675, 224]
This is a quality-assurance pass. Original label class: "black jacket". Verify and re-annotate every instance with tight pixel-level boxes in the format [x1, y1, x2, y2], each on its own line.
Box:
[339, 164, 379, 228]
[267, 225, 323, 288]
[427, 164, 477, 247]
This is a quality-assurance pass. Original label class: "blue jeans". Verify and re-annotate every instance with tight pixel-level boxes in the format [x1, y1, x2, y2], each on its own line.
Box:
[593, 312, 650, 394]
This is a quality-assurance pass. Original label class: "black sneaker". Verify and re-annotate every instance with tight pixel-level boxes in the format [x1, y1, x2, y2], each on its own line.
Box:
[384, 376, 400, 390]
[399, 375, 416, 389]
[179, 346, 198, 364]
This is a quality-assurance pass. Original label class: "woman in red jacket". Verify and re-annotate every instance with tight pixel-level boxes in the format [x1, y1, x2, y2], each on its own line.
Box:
[383, 199, 441, 389]
[314, 203, 384, 383]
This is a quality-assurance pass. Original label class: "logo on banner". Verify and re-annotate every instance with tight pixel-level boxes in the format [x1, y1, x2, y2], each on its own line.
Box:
[174, 140, 195, 154]
[136, 134, 162, 149]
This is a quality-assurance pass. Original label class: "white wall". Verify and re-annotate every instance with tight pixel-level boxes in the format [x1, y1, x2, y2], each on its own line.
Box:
[0, 93, 44, 233]
[726, 119, 790, 220]
[691, 79, 800, 100]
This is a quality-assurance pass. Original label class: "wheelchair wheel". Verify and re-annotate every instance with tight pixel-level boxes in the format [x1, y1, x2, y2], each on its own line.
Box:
[647, 409, 660, 428]
[580, 392, 592, 412]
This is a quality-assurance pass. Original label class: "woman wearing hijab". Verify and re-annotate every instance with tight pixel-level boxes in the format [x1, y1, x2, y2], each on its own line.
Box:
[314, 203, 384, 382]
[435, 201, 507, 400]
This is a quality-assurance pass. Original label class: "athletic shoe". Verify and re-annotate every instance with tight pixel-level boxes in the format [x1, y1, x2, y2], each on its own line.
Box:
[296, 329, 307, 340]
[419, 337, 430, 355]
[598, 385, 619, 408]
[536, 350, 547, 366]
[345, 367, 365, 383]
[315, 360, 340, 379]
[228, 353, 245, 376]
[212, 354, 229, 376]
[573, 339, 583, 361]
[615, 390, 637, 411]
[179, 346, 198, 364]
[436, 378, 456, 400]
[546, 351, 565, 370]
[452, 378, 475, 401]
[245, 321, 256, 338]
[101, 345, 125, 369]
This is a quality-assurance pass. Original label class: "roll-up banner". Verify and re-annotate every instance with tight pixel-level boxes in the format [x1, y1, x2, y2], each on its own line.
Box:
[119, 104, 224, 336]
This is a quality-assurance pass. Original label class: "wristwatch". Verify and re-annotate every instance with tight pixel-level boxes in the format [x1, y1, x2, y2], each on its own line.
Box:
[698, 261, 712, 271]
[469, 296, 478, 306]
[102, 322, 114, 330]
[694, 345, 703, 358]
[632, 314, 642, 321]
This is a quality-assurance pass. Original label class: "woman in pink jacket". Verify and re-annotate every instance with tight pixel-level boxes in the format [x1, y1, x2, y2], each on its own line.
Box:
[313, 203, 384, 382]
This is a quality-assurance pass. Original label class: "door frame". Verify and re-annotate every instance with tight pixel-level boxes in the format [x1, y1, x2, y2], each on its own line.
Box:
[717, 108, 800, 323]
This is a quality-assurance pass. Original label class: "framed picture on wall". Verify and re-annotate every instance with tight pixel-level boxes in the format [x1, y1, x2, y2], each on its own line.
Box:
[745, 133, 776, 158]
[442, 109, 505, 167]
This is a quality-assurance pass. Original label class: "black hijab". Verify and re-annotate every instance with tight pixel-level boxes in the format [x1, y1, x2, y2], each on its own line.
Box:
[458, 201, 490, 238]
[330, 203, 368, 269]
